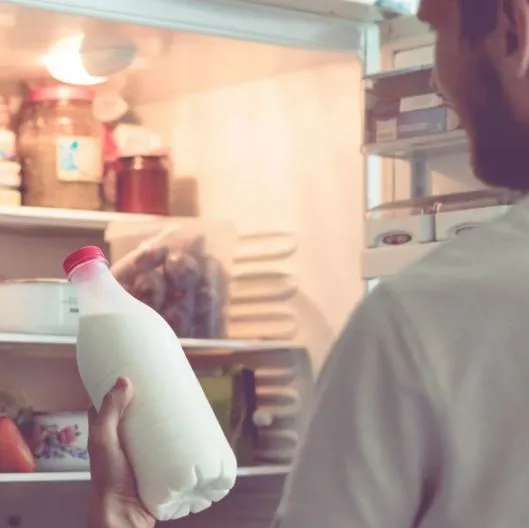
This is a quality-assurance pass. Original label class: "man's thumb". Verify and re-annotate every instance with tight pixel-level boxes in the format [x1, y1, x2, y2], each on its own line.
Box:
[97, 377, 133, 431]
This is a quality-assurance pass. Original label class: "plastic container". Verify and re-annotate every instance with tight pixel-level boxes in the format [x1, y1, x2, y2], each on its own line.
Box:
[63, 246, 237, 521]
[115, 154, 171, 215]
[105, 220, 236, 339]
[18, 85, 103, 210]
[365, 196, 435, 248]
[434, 189, 519, 240]
[31, 411, 89, 472]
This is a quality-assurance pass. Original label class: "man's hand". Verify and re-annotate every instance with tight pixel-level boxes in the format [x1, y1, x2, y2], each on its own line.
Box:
[87, 377, 155, 528]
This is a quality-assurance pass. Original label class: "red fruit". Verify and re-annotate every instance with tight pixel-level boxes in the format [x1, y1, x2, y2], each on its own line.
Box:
[0, 416, 36, 473]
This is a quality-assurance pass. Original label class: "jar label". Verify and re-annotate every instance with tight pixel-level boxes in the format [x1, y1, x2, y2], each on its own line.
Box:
[56, 136, 102, 183]
[0, 129, 16, 161]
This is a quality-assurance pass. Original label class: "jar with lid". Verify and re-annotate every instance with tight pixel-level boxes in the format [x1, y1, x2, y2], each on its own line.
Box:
[18, 85, 103, 210]
[0, 95, 22, 206]
[114, 154, 170, 215]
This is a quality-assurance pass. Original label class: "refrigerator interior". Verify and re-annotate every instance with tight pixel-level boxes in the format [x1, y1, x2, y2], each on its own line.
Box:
[0, 2, 365, 526]
[362, 17, 493, 283]
[380, 42, 484, 202]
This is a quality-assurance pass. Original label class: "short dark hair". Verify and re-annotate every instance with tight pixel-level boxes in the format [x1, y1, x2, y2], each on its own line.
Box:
[459, 0, 499, 43]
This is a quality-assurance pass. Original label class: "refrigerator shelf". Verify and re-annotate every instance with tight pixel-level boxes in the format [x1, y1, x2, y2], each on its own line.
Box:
[363, 63, 433, 81]
[0, 466, 290, 484]
[0, 205, 161, 233]
[363, 129, 468, 159]
[0, 333, 304, 356]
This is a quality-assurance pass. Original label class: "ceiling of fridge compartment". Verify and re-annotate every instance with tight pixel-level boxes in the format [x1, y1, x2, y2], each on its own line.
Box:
[2, 0, 366, 51]
[0, 2, 357, 104]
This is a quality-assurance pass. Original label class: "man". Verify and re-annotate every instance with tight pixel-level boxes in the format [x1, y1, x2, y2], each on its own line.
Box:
[89, 0, 529, 525]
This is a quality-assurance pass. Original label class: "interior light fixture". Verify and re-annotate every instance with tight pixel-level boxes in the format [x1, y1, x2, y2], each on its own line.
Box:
[42, 34, 107, 86]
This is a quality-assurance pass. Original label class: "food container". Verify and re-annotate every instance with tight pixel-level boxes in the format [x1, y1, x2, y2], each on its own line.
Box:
[0, 187, 21, 206]
[0, 161, 22, 205]
[0, 160, 21, 188]
[197, 365, 257, 466]
[17, 85, 104, 210]
[434, 189, 519, 240]
[105, 219, 236, 339]
[366, 196, 435, 248]
[115, 154, 170, 215]
[0, 95, 16, 162]
[0, 279, 79, 335]
[30, 411, 89, 472]
[365, 66, 462, 144]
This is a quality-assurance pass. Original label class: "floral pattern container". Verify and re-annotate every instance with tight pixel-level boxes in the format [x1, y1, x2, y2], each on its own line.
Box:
[31, 411, 89, 471]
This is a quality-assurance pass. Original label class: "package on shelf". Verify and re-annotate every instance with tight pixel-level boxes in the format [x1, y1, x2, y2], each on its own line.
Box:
[105, 218, 236, 339]
[195, 365, 257, 467]
[434, 188, 520, 241]
[365, 195, 436, 248]
[375, 0, 419, 14]
[189, 344, 313, 467]
[365, 66, 462, 144]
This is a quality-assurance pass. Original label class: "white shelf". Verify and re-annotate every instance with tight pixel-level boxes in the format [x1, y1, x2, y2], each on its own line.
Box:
[0, 472, 90, 483]
[0, 332, 303, 354]
[363, 129, 468, 159]
[364, 63, 433, 81]
[0, 205, 163, 232]
[0, 466, 290, 483]
[235, 465, 290, 477]
[362, 242, 442, 279]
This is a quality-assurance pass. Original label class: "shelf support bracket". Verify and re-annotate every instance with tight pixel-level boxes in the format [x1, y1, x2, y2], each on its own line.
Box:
[410, 155, 430, 198]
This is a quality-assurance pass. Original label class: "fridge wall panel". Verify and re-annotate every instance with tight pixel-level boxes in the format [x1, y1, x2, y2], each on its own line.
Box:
[136, 59, 365, 373]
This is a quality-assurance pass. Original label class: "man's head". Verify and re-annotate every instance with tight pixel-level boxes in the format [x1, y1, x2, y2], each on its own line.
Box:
[419, 0, 529, 190]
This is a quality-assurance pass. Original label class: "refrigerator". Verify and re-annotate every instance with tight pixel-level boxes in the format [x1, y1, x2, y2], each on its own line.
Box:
[0, 1, 460, 526]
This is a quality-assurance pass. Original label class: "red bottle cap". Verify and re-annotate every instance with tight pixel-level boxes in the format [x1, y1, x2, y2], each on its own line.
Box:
[63, 246, 108, 275]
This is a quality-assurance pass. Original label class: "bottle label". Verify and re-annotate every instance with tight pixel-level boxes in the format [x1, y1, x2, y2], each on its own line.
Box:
[56, 136, 102, 183]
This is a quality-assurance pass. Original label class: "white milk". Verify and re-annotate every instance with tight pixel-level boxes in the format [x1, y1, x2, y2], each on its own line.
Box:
[64, 247, 237, 521]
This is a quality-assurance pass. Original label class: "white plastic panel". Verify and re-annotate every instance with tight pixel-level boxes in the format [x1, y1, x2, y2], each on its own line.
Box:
[3, 0, 364, 52]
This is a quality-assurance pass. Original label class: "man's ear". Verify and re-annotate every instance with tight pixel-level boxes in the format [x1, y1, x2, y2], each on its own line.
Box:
[502, 0, 529, 77]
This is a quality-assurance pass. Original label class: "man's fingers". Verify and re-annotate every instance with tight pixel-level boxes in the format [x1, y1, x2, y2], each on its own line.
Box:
[88, 377, 133, 451]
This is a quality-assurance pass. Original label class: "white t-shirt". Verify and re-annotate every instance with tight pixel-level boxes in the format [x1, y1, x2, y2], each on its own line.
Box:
[272, 195, 529, 527]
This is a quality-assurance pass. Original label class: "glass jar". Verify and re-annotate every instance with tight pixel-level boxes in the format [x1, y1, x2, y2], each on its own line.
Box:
[18, 85, 103, 210]
[115, 155, 170, 215]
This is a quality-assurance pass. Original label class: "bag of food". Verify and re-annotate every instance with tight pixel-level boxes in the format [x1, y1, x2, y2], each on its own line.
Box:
[105, 220, 236, 339]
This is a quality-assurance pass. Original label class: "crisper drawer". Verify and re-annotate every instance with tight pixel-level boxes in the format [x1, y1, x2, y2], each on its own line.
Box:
[190, 344, 313, 467]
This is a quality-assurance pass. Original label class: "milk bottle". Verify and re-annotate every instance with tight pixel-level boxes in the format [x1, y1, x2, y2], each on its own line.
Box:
[63, 246, 237, 521]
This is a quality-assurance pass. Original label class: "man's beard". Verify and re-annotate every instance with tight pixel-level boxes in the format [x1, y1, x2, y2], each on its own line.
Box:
[465, 58, 529, 191]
